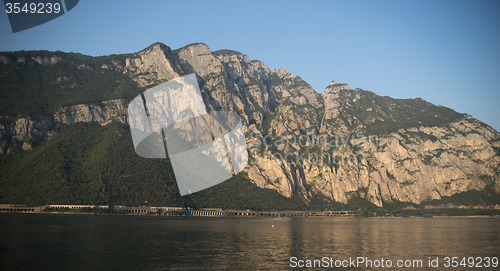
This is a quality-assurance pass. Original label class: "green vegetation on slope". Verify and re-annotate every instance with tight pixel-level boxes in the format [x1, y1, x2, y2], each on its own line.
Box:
[364, 96, 465, 135]
[420, 184, 500, 206]
[325, 87, 465, 136]
[0, 51, 144, 120]
[0, 122, 179, 206]
[347, 187, 500, 217]
[212, 49, 243, 56]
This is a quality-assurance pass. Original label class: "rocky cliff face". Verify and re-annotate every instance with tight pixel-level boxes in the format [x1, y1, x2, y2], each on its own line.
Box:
[0, 54, 62, 65]
[1, 42, 499, 206]
[122, 43, 182, 87]
[0, 99, 128, 153]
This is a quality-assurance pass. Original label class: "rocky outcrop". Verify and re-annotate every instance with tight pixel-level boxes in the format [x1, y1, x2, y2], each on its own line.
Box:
[123, 43, 182, 87]
[176, 43, 278, 128]
[0, 54, 61, 65]
[0, 55, 11, 64]
[31, 55, 62, 65]
[322, 81, 349, 120]
[177, 43, 224, 78]
[0, 99, 128, 153]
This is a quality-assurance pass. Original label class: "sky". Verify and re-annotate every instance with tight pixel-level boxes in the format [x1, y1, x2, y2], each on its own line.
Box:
[1, 0, 499, 132]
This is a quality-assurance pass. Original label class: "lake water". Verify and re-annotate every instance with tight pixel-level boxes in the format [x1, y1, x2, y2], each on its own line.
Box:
[0, 214, 499, 270]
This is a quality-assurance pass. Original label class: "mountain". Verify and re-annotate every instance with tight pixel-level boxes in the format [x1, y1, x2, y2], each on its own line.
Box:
[1, 42, 499, 209]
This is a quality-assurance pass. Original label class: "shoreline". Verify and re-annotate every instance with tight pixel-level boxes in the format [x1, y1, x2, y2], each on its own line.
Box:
[1, 210, 499, 219]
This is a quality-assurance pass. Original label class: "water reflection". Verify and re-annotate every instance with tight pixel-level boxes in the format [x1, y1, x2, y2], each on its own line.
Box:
[0, 214, 499, 270]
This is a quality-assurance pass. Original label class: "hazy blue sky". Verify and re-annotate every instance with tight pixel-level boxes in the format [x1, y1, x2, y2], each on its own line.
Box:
[1, 0, 499, 131]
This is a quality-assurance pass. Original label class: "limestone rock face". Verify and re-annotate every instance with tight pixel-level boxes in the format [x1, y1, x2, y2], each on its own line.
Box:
[176, 44, 279, 129]
[31, 55, 62, 65]
[177, 43, 223, 78]
[0, 99, 128, 154]
[123, 43, 182, 87]
[0, 54, 61, 65]
[323, 82, 350, 120]
[1, 42, 499, 207]
[217, 53, 269, 81]
[0, 55, 11, 64]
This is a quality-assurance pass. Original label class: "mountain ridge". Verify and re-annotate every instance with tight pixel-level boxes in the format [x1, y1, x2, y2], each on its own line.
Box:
[1, 42, 499, 208]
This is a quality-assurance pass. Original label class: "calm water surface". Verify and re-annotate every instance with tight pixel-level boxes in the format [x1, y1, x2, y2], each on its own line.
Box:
[0, 214, 499, 270]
